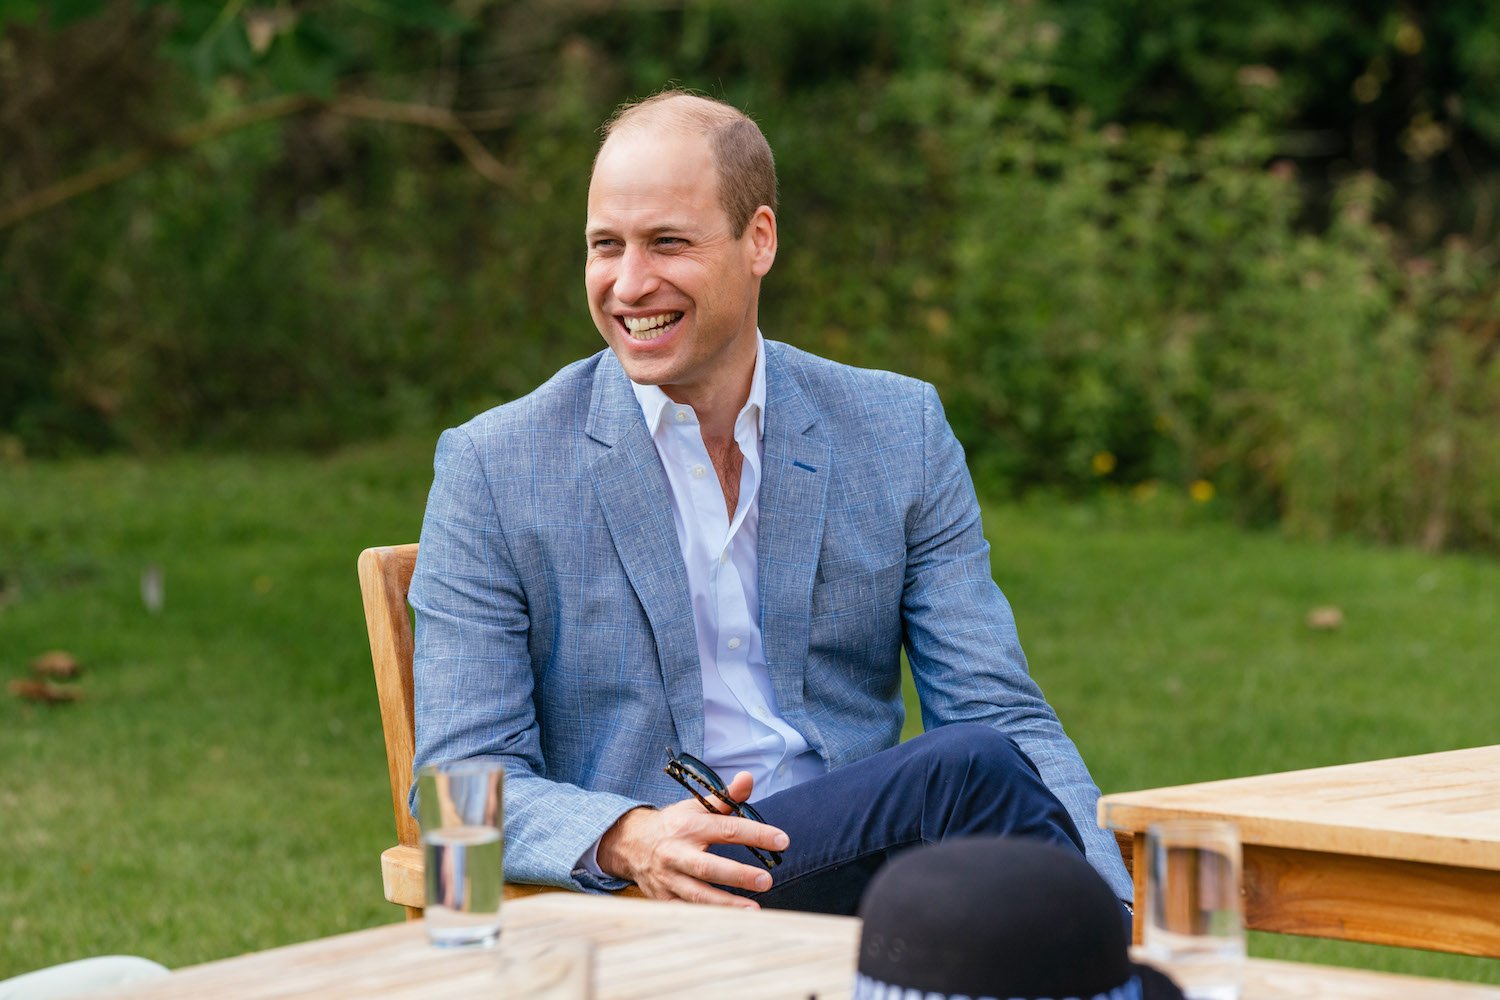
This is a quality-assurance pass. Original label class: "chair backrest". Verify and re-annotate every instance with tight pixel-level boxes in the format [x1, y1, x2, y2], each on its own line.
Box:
[358, 543, 422, 851]
[359, 542, 634, 910]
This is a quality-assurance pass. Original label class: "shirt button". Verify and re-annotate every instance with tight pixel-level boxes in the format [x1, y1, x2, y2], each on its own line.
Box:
[675, 410, 688, 423]
[776, 765, 788, 777]
[720, 551, 730, 564]
[727, 637, 742, 650]
[692, 464, 706, 479]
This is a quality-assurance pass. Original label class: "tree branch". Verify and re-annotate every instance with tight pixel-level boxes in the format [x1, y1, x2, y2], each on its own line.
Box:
[328, 95, 513, 188]
[0, 92, 516, 231]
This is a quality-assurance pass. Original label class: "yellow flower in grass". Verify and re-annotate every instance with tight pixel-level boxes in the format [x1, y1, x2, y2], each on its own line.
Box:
[1091, 451, 1117, 476]
[1189, 479, 1216, 503]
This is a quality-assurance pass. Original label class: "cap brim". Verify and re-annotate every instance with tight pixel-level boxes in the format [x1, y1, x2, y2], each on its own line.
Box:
[1134, 962, 1189, 1000]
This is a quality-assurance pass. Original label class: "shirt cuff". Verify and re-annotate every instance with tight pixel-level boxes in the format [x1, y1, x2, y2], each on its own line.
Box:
[575, 839, 607, 880]
[570, 838, 631, 893]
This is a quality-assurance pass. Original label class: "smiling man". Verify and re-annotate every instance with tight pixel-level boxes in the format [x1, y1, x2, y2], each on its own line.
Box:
[409, 91, 1132, 913]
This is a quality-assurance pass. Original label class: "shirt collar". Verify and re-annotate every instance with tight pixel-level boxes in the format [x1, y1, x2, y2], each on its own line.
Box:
[630, 332, 766, 439]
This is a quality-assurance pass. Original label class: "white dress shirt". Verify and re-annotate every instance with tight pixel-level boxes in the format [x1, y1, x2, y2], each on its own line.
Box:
[629, 334, 824, 800]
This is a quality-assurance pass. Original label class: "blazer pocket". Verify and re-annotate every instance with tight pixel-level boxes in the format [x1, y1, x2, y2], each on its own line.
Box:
[810, 559, 905, 621]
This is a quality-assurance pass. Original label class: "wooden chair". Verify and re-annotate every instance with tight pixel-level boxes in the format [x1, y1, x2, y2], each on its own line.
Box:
[359, 543, 588, 918]
[359, 542, 1132, 918]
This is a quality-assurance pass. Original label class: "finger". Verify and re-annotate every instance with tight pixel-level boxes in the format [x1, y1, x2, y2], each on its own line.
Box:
[693, 811, 789, 855]
[725, 769, 755, 804]
[681, 848, 775, 894]
[662, 874, 761, 909]
[635, 851, 766, 907]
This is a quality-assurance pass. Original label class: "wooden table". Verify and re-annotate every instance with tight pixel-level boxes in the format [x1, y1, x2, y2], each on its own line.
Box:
[1099, 744, 1500, 956]
[81, 893, 1500, 999]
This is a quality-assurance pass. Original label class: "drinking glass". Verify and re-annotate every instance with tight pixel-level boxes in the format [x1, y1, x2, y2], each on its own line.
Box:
[417, 761, 505, 948]
[1143, 819, 1245, 1000]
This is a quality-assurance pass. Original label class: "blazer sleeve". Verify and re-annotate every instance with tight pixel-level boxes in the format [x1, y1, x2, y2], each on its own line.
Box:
[408, 426, 642, 891]
[900, 384, 1133, 900]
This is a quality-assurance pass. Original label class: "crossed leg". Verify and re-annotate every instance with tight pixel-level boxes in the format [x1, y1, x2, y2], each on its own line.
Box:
[709, 723, 1085, 915]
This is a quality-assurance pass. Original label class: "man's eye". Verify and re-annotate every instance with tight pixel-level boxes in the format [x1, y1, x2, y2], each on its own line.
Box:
[589, 239, 620, 252]
[656, 237, 685, 247]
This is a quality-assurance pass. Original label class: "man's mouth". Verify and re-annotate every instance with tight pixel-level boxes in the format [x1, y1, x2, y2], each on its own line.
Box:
[621, 312, 683, 340]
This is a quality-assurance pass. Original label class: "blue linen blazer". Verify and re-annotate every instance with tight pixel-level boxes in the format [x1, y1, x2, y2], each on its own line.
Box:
[410, 340, 1131, 899]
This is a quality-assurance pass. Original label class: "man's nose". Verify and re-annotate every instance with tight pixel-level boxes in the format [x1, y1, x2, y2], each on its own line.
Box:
[612, 244, 658, 303]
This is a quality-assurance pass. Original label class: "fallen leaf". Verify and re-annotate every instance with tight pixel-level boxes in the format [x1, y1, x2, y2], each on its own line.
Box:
[31, 650, 82, 678]
[1306, 606, 1344, 631]
[8, 679, 84, 703]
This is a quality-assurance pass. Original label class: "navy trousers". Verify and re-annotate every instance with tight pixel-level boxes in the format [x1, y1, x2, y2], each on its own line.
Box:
[709, 723, 1086, 915]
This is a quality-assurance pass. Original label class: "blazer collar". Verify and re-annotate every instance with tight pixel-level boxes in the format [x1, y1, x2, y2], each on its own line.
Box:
[585, 351, 704, 752]
[756, 343, 832, 747]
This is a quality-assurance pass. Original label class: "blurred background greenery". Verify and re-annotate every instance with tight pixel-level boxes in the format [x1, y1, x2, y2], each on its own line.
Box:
[3, 0, 1498, 552]
[3, 0, 1500, 986]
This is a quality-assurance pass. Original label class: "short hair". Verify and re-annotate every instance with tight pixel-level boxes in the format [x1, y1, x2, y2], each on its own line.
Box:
[599, 90, 777, 237]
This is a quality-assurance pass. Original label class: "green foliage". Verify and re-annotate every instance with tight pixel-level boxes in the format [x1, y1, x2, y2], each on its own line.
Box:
[2, 0, 1500, 553]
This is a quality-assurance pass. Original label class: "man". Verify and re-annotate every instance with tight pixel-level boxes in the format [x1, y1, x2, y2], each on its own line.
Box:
[410, 90, 1131, 913]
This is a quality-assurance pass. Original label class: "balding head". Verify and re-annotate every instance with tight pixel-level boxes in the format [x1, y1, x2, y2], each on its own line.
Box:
[597, 91, 777, 238]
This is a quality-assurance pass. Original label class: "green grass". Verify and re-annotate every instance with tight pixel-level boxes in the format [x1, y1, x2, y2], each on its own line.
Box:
[2, 441, 1497, 984]
[0, 439, 433, 976]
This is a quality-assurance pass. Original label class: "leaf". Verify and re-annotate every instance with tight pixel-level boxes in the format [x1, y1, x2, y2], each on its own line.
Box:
[1305, 606, 1344, 631]
[31, 650, 82, 678]
[8, 679, 84, 703]
[262, 17, 343, 98]
[187, 18, 255, 84]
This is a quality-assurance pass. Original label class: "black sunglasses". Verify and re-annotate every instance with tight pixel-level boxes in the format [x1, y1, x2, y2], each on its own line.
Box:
[664, 747, 783, 870]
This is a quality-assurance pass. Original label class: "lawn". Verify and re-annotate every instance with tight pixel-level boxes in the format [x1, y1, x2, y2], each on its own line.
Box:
[1, 438, 1496, 984]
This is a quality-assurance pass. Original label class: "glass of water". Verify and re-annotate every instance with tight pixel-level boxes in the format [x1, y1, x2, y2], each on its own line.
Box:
[1143, 819, 1245, 1000]
[417, 761, 505, 948]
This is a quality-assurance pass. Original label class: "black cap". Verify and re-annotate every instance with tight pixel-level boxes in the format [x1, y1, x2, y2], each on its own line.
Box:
[855, 837, 1185, 1000]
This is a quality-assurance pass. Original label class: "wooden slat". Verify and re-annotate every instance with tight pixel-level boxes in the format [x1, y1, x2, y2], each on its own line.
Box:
[1099, 746, 1500, 870]
[1101, 745, 1500, 956]
[382, 845, 608, 907]
[1113, 828, 1134, 876]
[383, 844, 643, 909]
[1242, 845, 1500, 957]
[381, 845, 423, 908]
[357, 545, 421, 853]
[87, 894, 1500, 1000]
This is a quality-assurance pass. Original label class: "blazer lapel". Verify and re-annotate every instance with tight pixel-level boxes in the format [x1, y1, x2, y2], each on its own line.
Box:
[757, 344, 832, 741]
[586, 355, 705, 755]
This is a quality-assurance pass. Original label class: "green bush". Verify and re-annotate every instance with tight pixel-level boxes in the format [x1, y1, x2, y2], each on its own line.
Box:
[827, 3, 1500, 552]
[2, 0, 1498, 552]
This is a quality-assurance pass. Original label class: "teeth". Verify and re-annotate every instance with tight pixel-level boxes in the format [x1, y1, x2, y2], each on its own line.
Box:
[622, 313, 682, 338]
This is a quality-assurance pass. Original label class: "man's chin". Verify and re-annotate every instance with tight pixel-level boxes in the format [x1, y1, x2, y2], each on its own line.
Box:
[605, 337, 677, 379]
[610, 351, 672, 387]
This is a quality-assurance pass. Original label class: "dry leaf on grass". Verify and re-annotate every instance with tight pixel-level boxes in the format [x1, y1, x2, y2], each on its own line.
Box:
[30, 650, 82, 678]
[1305, 606, 1345, 631]
[8, 679, 84, 703]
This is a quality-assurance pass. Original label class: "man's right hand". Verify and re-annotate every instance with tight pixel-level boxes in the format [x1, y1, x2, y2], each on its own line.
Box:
[595, 770, 790, 909]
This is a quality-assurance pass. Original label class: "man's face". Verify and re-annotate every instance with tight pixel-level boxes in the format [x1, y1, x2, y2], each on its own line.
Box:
[585, 127, 775, 407]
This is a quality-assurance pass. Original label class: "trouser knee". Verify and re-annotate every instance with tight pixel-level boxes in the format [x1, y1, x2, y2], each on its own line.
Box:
[913, 722, 1040, 781]
[910, 722, 1082, 850]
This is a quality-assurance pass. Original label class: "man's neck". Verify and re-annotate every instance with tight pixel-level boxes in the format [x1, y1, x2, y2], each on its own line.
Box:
[660, 336, 759, 441]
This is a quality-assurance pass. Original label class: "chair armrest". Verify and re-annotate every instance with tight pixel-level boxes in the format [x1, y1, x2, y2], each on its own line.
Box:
[381, 844, 643, 910]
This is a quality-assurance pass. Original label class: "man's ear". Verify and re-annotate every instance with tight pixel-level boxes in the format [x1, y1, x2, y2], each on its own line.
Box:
[748, 205, 777, 277]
